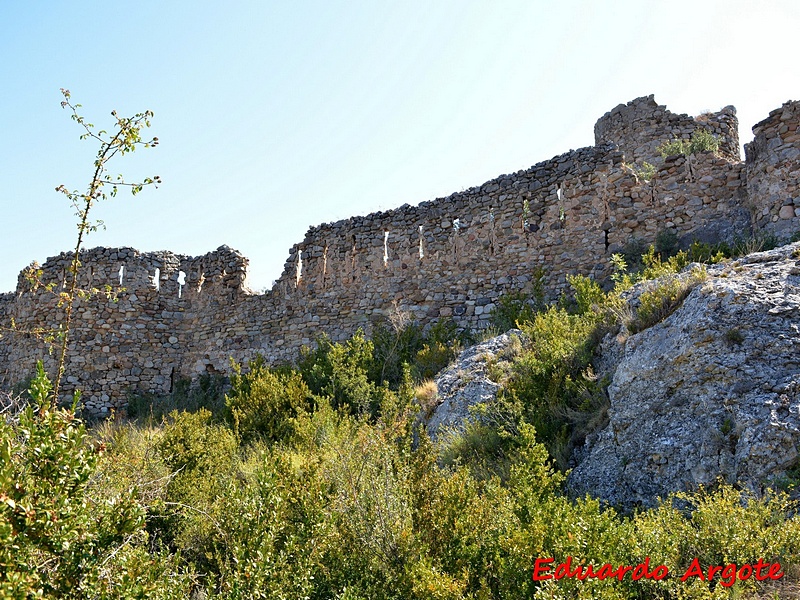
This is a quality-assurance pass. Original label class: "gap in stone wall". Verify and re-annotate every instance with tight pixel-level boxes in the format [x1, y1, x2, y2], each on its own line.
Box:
[177, 270, 186, 298]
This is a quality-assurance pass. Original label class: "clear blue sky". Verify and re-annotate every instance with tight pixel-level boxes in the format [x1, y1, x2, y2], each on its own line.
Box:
[2, 0, 798, 293]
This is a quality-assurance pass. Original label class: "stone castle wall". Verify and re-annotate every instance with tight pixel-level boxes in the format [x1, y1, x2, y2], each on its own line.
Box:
[1, 96, 796, 415]
[595, 95, 740, 164]
[745, 100, 800, 238]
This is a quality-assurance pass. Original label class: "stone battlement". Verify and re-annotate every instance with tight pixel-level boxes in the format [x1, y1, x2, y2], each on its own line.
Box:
[2, 96, 799, 415]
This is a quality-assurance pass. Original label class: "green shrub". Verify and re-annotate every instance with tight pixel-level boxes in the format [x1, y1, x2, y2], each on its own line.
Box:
[370, 315, 469, 386]
[225, 355, 312, 444]
[126, 373, 227, 423]
[659, 138, 687, 157]
[655, 228, 679, 257]
[630, 265, 707, 333]
[157, 409, 237, 477]
[371, 318, 425, 387]
[299, 330, 390, 416]
[414, 341, 455, 381]
[620, 486, 800, 599]
[658, 128, 720, 158]
[631, 161, 656, 182]
[406, 318, 465, 381]
[620, 238, 648, 273]
[687, 239, 729, 263]
[154, 409, 238, 565]
[490, 291, 538, 331]
[439, 419, 516, 480]
[566, 274, 607, 315]
[208, 454, 320, 599]
[0, 363, 194, 598]
[458, 307, 610, 471]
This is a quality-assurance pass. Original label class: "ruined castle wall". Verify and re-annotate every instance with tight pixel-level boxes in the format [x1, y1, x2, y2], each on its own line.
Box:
[0, 293, 13, 391]
[595, 95, 740, 165]
[745, 100, 800, 238]
[179, 142, 747, 379]
[0, 247, 251, 414]
[0, 98, 757, 415]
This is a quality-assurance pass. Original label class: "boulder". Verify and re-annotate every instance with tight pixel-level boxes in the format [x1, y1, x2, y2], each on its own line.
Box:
[424, 329, 524, 443]
[569, 242, 800, 506]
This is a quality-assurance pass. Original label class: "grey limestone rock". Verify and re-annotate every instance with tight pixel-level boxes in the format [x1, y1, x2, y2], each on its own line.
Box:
[424, 329, 524, 443]
[568, 242, 800, 507]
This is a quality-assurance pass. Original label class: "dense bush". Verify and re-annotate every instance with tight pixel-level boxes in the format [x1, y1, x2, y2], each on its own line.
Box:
[371, 318, 425, 387]
[298, 330, 391, 417]
[0, 364, 194, 598]
[154, 408, 238, 568]
[657, 128, 720, 158]
[126, 372, 227, 422]
[225, 355, 312, 443]
[490, 290, 540, 331]
[8, 354, 800, 599]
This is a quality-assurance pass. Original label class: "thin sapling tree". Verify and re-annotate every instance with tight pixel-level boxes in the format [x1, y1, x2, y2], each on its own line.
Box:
[43, 89, 161, 402]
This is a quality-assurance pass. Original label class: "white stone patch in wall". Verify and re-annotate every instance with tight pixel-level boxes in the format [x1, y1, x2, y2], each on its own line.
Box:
[295, 251, 303, 288]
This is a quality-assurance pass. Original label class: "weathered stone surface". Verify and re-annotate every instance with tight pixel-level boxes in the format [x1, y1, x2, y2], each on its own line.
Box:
[569, 243, 800, 507]
[595, 95, 741, 164]
[425, 330, 523, 443]
[746, 100, 800, 237]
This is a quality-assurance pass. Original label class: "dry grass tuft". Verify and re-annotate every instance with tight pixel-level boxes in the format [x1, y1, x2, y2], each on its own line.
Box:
[414, 380, 439, 418]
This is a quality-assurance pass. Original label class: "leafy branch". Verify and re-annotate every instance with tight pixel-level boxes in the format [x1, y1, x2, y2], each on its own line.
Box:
[34, 89, 161, 403]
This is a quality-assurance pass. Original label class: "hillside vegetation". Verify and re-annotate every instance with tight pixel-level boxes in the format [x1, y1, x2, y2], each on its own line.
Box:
[3, 240, 800, 600]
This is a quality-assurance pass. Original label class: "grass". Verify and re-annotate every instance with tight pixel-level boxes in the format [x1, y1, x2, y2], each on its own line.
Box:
[624, 265, 708, 334]
[414, 379, 439, 418]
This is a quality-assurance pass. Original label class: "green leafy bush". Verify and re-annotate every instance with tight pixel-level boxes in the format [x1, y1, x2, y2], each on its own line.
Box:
[75, 348, 800, 600]
[207, 454, 321, 599]
[225, 355, 312, 443]
[126, 373, 227, 423]
[658, 128, 720, 158]
[157, 409, 237, 477]
[371, 316, 468, 386]
[299, 330, 391, 416]
[0, 364, 194, 598]
[566, 274, 608, 315]
[631, 161, 656, 182]
[490, 291, 539, 331]
[371, 317, 425, 387]
[630, 265, 707, 333]
[655, 228, 679, 256]
[154, 409, 237, 566]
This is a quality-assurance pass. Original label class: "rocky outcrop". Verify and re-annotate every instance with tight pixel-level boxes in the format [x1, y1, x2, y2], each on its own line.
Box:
[424, 330, 523, 443]
[568, 242, 800, 506]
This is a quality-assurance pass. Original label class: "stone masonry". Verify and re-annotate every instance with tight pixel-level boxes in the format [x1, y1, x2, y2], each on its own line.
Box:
[1, 95, 798, 415]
